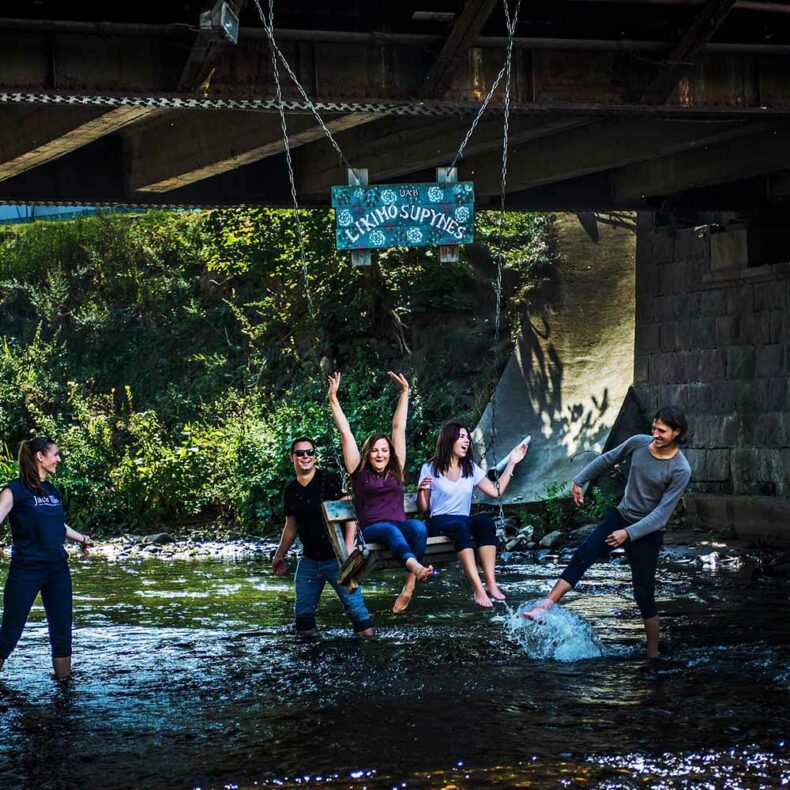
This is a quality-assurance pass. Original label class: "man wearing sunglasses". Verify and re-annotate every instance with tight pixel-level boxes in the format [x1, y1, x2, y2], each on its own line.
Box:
[273, 437, 374, 637]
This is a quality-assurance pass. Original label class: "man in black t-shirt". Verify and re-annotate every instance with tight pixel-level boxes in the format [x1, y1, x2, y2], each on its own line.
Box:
[273, 437, 374, 636]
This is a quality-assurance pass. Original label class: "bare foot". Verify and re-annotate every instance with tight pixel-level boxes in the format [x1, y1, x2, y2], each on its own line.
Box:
[474, 588, 493, 608]
[485, 583, 506, 602]
[392, 583, 414, 614]
[522, 598, 555, 622]
[415, 563, 433, 582]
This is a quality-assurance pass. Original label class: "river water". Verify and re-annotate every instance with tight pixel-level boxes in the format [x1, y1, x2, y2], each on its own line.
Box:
[0, 548, 787, 788]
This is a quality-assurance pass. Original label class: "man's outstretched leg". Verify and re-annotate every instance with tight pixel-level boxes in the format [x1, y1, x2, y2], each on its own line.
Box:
[522, 578, 572, 621]
[522, 508, 623, 621]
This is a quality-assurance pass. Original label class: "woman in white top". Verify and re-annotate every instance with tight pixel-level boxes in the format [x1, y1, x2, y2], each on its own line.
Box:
[417, 422, 528, 607]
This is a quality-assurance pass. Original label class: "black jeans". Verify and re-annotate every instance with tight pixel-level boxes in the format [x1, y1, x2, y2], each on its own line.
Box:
[0, 558, 73, 659]
[428, 514, 497, 553]
[559, 507, 663, 619]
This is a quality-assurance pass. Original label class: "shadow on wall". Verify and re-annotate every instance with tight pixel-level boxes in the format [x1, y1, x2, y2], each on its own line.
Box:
[473, 212, 636, 503]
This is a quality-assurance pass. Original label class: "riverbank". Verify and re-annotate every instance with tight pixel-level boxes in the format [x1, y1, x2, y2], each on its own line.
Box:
[20, 524, 783, 581]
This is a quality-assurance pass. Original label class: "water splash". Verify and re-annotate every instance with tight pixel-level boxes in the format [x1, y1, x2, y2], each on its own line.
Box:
[506, 600, 605, 662]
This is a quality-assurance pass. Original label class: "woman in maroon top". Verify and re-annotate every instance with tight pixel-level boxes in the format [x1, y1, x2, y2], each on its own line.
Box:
[329, 371, 432, 613]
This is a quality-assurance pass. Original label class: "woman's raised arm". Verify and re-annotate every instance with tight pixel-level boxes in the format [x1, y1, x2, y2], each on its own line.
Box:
[328, 372, 361, 475]
[387, 371, 409, 469]
[476, 442, 528, 499]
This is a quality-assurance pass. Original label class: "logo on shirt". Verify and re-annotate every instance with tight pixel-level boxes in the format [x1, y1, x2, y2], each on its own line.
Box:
[33, 495, 60, 508]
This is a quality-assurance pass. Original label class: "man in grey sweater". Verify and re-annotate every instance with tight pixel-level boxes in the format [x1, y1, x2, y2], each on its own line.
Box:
[523, 406, 692, 658]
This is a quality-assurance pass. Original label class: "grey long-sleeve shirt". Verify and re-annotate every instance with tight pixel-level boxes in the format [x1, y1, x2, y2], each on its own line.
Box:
[573, 435, 692, 541]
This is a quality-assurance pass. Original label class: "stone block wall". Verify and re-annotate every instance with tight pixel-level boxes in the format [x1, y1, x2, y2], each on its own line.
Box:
[633, 216, 790, 498]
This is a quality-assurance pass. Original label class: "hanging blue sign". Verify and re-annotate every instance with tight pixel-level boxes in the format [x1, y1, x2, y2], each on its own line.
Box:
[331, 181, 475, 251]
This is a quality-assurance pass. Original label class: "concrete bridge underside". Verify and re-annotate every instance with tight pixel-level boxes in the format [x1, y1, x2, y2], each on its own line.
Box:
[1, 1, 790, 212]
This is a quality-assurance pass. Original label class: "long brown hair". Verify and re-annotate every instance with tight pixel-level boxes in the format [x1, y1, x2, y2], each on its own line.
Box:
[18, 437, 56, 494]
[358, 433, 403, 483]
[431, 422, 475, 478]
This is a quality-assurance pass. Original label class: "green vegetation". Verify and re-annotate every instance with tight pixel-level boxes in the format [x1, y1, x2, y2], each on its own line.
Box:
[536, 482, 618, 536]
[0, 208, 555, 535]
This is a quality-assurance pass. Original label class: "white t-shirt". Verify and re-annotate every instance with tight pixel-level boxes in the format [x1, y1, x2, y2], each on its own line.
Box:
[419, 461, 486, 517]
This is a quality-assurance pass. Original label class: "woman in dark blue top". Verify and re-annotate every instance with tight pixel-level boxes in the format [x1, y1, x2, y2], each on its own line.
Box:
[0, 437, 93, 679]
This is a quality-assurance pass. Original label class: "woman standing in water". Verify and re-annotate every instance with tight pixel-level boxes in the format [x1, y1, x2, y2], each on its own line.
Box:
[0, 437, 93, 679]
[329, 371, 432, 613]
[523, 407, 691, 659]
[418, 423, 528, 607]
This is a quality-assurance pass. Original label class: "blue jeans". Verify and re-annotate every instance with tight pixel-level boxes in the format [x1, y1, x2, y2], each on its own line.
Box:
[429, 514, 497, 552]
[560, 507, 663, 619]
[294, 556, 373, 633]
[361, 518, 427, 567]
[0, 558, 73, 659]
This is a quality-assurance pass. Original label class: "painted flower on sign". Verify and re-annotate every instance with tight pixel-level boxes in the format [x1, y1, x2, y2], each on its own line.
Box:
[454, 206, 470, 223]
[369, 230, 387, 246]
[427, 186, 444, 203]
[380, 189, 397, 205]
[406, 228, 423, 243]
[353, 188, 365, 200]
[453, 183, 472, 198]
[337, 210, 353, 227]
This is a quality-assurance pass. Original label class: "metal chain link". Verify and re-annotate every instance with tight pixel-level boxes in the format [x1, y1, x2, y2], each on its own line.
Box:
[450, 61, 509, 170]
[259, 0, 316, 322]
[254, 0, 358, 174]
[258, 0, 360, 550]
[487, 0, 521, 531]
[0, 92, 521, 118]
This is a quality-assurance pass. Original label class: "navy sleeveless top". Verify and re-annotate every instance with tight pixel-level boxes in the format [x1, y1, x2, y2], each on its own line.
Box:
[4, 479, 67, 562]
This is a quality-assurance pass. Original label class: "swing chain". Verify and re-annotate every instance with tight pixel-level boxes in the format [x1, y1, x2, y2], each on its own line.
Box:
[450, 65, 509, 170]
[253, 0, 359, 176]
[259, 0, 365, 553]
[259, 0, 520, 546]
[488, 0, 521, 532]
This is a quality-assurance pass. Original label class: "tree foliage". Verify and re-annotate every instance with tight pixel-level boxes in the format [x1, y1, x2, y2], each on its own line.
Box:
[0, 208, 555, 534]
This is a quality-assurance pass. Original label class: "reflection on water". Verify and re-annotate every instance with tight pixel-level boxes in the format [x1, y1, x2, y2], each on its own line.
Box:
[0, 550, 787, 788]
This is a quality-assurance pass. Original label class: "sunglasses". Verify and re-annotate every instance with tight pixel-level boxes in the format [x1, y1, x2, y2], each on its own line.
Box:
[292, 449, 316, 457]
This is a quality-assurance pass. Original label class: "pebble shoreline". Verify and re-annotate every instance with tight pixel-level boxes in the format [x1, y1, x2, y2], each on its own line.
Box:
[2, 520, 783, 575]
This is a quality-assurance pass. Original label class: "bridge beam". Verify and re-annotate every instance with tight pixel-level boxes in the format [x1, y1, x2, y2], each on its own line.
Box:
[419, 0, 500, 98]
[127, 110, 381, 193]
[609, 126, 790, 201]
[463, 118, 776, 196]
[297, 115, 591, 199]
[0, 104, 159, 182]
[641, 0, 738, 104]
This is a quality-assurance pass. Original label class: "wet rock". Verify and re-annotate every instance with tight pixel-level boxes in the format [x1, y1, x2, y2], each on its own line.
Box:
[505, 525, 534, 551]
[145, 533, 176, 545]
[566, 523, 597, 547]
[697, 551, 720, 567]
[539, 530, 564, 549]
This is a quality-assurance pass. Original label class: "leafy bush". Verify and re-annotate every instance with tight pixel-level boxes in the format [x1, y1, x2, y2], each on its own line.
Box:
[0, 208, 556, 534]
[537, 480, 618, 535]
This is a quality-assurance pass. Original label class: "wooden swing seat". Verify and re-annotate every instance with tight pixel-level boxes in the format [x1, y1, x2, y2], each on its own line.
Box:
[322, 493, 456, 589]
